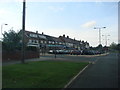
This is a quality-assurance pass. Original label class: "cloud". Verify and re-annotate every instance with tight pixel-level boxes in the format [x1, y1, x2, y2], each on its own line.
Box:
[48, 6, 64, 12]
[81, 21, 96, 28]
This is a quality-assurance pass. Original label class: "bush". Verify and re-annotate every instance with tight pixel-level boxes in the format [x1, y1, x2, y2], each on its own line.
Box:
[2, 30, 21, 52]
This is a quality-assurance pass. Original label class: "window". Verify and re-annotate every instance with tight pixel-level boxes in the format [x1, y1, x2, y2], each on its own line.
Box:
[49, 41, 51, 44]
[36, 40, 39, 43]
[41, 40, 43, 43]
[33, 40, 36, 43]
[30, 34, 37, 38]
[20, 40, 22, 43]
[39, 35, 46, 39]
[44, 41, 47, 44]
[35, 40, 38, 43]
[29, 39, 32, 43]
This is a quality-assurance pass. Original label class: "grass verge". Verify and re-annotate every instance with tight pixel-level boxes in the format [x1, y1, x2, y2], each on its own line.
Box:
[3, 61, 89, 88]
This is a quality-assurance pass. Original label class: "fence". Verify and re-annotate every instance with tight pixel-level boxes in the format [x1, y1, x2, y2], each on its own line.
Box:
[2, 51, 39, 62]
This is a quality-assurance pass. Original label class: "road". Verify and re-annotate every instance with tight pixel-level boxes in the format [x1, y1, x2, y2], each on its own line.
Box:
[66, 53, 118, 88]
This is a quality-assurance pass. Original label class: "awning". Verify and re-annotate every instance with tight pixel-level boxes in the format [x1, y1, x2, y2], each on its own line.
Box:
[47, 44, 65, 47]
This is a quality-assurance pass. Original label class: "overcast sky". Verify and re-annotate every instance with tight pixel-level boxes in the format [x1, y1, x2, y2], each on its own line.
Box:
[0, 0, 118, 47]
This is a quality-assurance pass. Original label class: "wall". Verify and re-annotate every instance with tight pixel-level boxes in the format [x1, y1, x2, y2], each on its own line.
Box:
[2, 51, 39, 62]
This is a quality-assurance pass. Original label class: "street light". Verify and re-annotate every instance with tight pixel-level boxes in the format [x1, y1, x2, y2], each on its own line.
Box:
[102, 34, 110, 46]
[1, 23, 8, 41]
[54, 41, 56, 58]
[21, 0, 26, 64]
[94, 27, 106, 45]
[1, 23, 8, 38]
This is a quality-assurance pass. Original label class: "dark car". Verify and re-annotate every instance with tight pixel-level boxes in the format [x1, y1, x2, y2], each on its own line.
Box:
[81, 50, 95, 55]
[70, 50, 81, 55]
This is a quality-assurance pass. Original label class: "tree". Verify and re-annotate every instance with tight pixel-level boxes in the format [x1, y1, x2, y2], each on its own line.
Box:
[110, 42, 117, 50]
[117, 44, 120, 53]
[96, 44, 103, 49]
[2, 30, 22, 51]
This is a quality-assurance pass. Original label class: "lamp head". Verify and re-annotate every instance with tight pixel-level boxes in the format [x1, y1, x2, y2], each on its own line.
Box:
[103, 27, 106, 28]
[4, 24, 8, 25]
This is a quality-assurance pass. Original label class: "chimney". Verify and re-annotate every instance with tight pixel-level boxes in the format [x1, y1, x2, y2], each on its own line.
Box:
[36, 31, 38, 34]
[63, 34, 65, 37]
[74, 38, 75, 40]
[67, 36, 69, 38]
[59, 36, 62, 38]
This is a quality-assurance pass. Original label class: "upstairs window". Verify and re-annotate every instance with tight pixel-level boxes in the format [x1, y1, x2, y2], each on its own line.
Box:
[49, 41, 51, 44]
[44, 41, 47, 44]
[30, 34, 37, 38]
[41, 40, 43, 43]
[29, 39, 32, 43]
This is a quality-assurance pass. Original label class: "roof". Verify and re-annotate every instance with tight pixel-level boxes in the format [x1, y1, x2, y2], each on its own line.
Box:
[24, 30, 47, 40]
[59, 36, 79, 44]
[44, 34, 63, 42]
[19, 30, 89, 46]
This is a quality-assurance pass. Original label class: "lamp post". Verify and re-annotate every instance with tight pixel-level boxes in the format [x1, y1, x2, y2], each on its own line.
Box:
[102, 34, 110, 53]
[102, 35, 110, 46]
[1, 23, 8, 40]
[36, 31, 40, 58]
[21, 0, 26, 64]
[94, 27, 106, 45]
[54, 41, 56, 58]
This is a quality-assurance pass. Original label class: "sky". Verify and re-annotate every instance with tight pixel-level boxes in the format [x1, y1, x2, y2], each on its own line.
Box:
[0, 0, 119, 47]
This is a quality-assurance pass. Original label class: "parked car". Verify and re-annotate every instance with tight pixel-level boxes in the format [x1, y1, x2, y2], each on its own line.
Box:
[48, 50, 54, 54]
[57, 50, 65, 54]
[48, 50, 58, 54]
[70, 50, 81, 55]
[81, 50, 95, 55]
[48, 50, 71, 54]
[64, 50, 71, 54]
[94, 50, 101, 54]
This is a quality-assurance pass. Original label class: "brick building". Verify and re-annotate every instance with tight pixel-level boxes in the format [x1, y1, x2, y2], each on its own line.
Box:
[19, 30, 90, 52]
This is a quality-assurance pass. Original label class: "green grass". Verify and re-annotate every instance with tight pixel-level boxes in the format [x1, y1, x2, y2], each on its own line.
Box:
[3, 61, 89, 88]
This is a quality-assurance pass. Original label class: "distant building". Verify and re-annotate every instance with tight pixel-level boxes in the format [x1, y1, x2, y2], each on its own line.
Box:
[19, 30, 90, 52]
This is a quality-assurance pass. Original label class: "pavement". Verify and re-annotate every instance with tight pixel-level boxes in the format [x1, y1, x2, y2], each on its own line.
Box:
[66, 53, 118, 88]
[2, 53, 108, 66]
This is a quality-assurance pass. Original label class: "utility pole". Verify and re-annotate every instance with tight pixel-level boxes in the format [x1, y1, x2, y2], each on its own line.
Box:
[99, 28, 101, 45]
[94, 27, 106, 45]
[21, 0, 26, 63]
[55, 41, 56, 58]
[36, 31, 40, 58]
[102, 35, 110, 46]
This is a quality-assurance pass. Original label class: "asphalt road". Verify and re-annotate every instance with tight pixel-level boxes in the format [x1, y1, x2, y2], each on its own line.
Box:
[66, 53, 118, 88]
